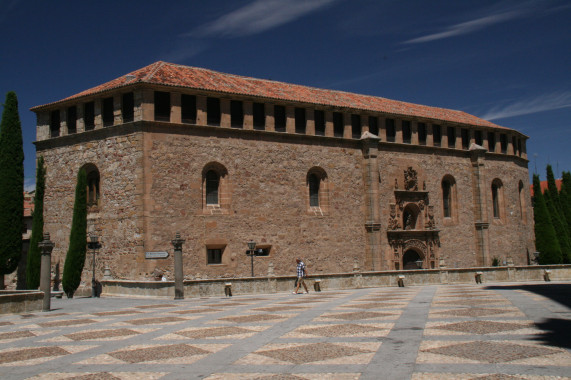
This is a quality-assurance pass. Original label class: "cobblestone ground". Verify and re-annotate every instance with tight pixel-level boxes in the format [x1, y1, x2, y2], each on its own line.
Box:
[1, 282, 570, 380]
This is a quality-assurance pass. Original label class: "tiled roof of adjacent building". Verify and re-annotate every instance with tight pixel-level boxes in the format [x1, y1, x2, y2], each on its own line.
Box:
[32, 61, 511, 131]
[530, 179, 562, 197]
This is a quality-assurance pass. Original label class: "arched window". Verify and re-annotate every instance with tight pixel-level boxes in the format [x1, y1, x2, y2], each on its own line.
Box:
[308, 173, 320, 207]
[205, 170, 219, 205]
[307, 167, 329, 214]
[202, 162, 230, 214]
[441, 175, 457, 223]
[82, 163, 100, 210]
[491, 179, 504, 219]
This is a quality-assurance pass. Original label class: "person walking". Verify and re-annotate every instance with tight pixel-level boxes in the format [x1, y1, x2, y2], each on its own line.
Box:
[293, 258, 309, 294]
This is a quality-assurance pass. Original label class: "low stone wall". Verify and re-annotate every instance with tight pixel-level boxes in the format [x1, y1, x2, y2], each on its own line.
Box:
[0, 290, 44, 314]
[101, 265, 571, 298]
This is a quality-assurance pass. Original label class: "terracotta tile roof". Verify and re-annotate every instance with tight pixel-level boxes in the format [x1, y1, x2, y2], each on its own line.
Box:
[24, 191, 34, 218]
[32, 61, 512, 131]
[530, 179, 562, 197]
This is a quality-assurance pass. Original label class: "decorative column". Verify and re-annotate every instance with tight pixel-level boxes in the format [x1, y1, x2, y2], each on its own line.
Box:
[171, 232, 185, 300]
[362, 132, 382, 270]
[38, 233, 55, 312]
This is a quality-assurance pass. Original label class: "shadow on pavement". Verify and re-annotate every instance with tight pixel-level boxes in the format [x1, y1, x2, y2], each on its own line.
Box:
[486, 283, 571, 349]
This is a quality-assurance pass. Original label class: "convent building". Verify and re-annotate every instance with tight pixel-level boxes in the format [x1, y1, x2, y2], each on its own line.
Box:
[31, 61, 535, 280]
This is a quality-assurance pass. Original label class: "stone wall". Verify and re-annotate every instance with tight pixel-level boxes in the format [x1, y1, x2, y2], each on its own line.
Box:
[36, 121, 534, 283]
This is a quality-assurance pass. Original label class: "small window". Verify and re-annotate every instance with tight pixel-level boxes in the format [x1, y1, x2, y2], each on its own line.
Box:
[512, 136, 518, 156]
[255, 246, 271, 256]
[461, 128, 469, 149]
[205, 170, 219, 205]
[517, 139, 522, 157]
[274, 105, 286, 132]
[207, 248, 223, 264]
[309, 173, 320, 207]
[368, 116, 378, 136]
[84, 102, 95, 131]
[295, 107, 306, 134]
[154, 91, 171, 122]
[122, 92, 134, 123]
[314, 110, 325, 136]
[67, 106, 77, 134]
[433, 124, 441, 146]
[488, 132, 496, 152]
[333, 112, 344, 137]
[206, 97, 220, 126]
[386, 119, 396, 142]
[402, 121, 411, 143]
[447, 126, 455, 148]
[418, 123, 426, 145]
[181, 94, 197, 124]
[50, 110, 60, 137]
[253, 102, 265, 130]
[351, 114, 361, 139]
[475, 130, 483, 146]
[102, 97, 114, 126]
[492, 179, 503, 219]
[500, 134, 507, 154]
[519, 180, 527, 223]
[83, 164, 101, 210]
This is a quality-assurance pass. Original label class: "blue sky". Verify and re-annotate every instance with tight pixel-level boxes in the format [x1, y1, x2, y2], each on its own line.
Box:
[1, 0, 569, 190]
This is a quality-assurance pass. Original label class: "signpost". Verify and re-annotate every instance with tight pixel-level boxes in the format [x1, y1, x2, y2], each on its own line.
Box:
[145, 251, 169, 259]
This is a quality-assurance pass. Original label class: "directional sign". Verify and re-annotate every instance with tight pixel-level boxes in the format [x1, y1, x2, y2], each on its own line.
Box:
[145, 251, 169, 259]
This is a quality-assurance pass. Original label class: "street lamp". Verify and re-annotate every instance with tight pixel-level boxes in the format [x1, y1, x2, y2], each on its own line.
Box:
[87, 233, 101, 298]
[246, 240, 256, 277]
[415, 259, 424, 269]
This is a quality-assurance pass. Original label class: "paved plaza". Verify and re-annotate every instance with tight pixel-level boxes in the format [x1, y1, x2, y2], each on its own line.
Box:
[1, 282, 570, 380]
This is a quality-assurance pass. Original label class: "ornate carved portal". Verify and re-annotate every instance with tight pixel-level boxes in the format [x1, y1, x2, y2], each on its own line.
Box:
[387, 167, 440, 270]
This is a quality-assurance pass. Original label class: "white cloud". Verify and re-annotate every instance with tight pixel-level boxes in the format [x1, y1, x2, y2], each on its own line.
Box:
[403, 10, 524, 44]
[24, 177, 35, 192]
[190, 0, 337, 38]
[480, 91, 571, 121]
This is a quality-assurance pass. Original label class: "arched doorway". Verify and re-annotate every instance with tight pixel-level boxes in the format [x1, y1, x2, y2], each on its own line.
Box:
[402, 249, 423, 270]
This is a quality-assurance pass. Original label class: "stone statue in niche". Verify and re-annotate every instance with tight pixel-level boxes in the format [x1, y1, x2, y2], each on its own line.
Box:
[394, 178, 399, 189]
[423, 181, 426, 190]
[404, 167, 418, 191]
[426, 205, 435, 229]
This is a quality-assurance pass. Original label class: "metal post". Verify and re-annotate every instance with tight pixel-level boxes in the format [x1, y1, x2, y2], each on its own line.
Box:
[38, 233, 55, 312]
[171, 232, 185, 300]
[247, 240, 256, 277]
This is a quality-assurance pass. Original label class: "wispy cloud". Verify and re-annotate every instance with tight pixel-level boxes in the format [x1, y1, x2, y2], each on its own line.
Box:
[403, 10, 525, 44]
[188, 0, 338, 38]
[24, 177, 35, 192]
[480, 91, 571, 120]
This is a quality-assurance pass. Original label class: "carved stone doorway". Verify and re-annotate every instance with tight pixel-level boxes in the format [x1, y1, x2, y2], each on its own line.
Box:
[403, 249, 422, 270]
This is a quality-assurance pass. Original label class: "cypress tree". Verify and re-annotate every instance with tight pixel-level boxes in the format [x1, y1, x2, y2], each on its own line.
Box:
[560, 171, 571, 235]
[62, 168, 88, 298]
[0, 92, 24, 289]
[532, 174, 562, 264]
[544, 166, 571, 263]
[26, 156, 46, 289]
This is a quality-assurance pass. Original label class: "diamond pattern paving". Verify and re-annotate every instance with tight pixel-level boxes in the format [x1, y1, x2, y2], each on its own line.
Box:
[65, 328, 140, 341]
[126, 316, 186, 325]
[433, 321, 532, 334]
[0, 346, 69, 364]
[431, 308, 514, 318]
[257, 342, 374, 364]
[297, 323, 386, 337]
[176, 326, 252, 339]
[423, 341, 561, 363]
[321, 311, 393, 320]
[0, 330, 35, 340]
[219, 314, 286, 323]
[341, 302, 402, 309]
[38, 319, 96, 328]
[109, 343, 210, 363]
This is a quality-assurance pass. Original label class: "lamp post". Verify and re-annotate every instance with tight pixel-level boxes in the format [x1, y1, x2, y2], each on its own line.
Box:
[38, 233, 55, 312]
[415, 259, 424, 269]
[171, 232, 185, 300]
[247, 240, 256, 277]
[87, 234, 101, 298]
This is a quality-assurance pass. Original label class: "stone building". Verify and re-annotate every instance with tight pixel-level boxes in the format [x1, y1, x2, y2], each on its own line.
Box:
[31, 61, 534, 281]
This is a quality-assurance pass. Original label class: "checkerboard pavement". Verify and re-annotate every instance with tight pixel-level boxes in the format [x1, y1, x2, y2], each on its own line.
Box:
[1, 282, 569, 379]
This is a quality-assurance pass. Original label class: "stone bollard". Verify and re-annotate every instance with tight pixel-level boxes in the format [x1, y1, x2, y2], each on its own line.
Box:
[224, 283, 232, 297]
[313, 279, 321, 292]
[171, 232, 185, 300]
[397, 275, 405, 287]
[475, 272, 483, 284]
[38, 233, 55, 312]
[544, 270, 551, 282]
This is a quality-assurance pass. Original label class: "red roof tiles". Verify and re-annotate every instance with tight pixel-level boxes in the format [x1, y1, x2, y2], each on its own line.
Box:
[530, 179, 562, 197]
[32, 61, 513, 132]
